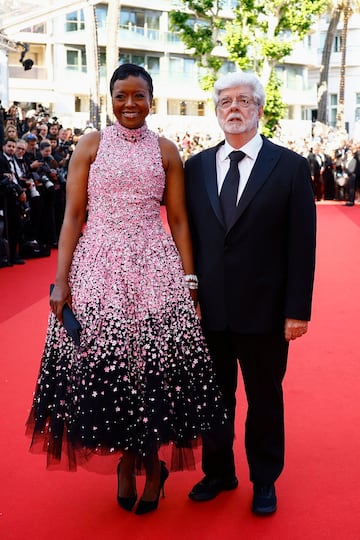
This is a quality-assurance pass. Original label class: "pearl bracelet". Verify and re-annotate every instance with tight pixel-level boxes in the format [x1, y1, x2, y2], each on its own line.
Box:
[184, 274, 198, 283]
[184, 274, 198, 290]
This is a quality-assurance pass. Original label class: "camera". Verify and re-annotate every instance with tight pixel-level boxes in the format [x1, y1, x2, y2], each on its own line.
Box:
[56, 168, 67, 184]
[39, 175, 54, 190]
[28, 182, 40, 198]
[32, 163, 55, 189]
[0, 176, 22, 198]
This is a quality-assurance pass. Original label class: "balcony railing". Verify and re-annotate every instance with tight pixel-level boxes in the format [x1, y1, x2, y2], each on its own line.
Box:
[118, 24, 181, 43]
[8, 65, 48, 79]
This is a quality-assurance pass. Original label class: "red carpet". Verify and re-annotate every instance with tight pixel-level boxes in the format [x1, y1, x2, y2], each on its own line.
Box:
[1, 203, 360, 539]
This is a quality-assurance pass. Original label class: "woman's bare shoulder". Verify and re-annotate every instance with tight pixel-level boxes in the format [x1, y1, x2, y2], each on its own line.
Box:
[158, 135, 178, 153]
[73, 130, 101, 163]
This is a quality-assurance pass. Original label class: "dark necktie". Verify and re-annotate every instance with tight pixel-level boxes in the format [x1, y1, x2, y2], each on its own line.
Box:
[220, 150, 245, 228]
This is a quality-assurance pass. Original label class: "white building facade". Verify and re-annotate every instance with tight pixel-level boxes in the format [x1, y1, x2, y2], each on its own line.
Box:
[1, 1, 360, 140]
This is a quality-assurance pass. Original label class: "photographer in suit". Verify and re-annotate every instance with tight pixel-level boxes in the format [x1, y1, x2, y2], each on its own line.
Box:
[33, 140, 61, 247]
[0, 138, 28, 264]
[185, 71, 316, 515]
[307, 143, 323, 201]
[13, 139, 44, 251]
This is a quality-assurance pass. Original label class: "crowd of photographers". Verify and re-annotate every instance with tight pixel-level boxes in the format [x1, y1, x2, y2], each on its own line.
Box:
[0, 103, 76, 267]
[1, 103, 360, 269]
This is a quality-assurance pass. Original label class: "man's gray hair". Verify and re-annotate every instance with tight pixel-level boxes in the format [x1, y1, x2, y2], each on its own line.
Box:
[213, 71, 266, 107]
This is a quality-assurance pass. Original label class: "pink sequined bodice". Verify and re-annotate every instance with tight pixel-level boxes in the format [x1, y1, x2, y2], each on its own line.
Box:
[86, 122, 165, 238]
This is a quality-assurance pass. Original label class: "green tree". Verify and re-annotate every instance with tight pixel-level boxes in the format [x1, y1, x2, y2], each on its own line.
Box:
[225, 1, 325, 84]
[169, 2, 227, 92]
[170, 0, 328, 135]
[261, 71, 286, 138]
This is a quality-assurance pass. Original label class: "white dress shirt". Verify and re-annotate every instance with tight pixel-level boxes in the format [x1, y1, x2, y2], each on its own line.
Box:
[5, 155, 19, 184]
[216, 133, 263, 203]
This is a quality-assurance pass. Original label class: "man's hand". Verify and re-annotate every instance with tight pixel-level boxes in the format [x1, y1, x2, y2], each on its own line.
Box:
[284, 318, 308, 341]
[30, 160, 42, 170]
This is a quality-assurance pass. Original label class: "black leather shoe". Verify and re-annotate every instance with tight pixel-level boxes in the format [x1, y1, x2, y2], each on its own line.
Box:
[188, 475, 238, 502]
[252, 483, 277, 515]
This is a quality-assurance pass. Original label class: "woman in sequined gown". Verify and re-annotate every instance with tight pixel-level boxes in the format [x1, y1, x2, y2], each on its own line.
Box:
[26, 64, 229, 514]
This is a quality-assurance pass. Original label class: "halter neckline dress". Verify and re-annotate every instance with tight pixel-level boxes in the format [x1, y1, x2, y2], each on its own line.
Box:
[26, 121, 228, 471]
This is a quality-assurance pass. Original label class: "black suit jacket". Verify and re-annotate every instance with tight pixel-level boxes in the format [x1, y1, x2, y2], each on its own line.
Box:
[185, 136, 316, 333]
[0, 152, 13, 178]
[307, 152, 321, 178]
[0, 153, 23, 209]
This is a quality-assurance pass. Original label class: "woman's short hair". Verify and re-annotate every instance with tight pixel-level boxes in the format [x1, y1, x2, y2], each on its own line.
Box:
[110, 64, 153, 101]
[213, 71, 265, 108]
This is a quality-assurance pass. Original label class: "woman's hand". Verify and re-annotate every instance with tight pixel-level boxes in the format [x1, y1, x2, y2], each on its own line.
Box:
[50, 282, 71, 323]
[189, 289, 198, 309]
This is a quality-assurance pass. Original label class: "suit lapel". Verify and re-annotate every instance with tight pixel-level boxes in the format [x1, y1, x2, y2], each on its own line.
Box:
[200, 138, 282, 232]
[201, 142, 224, 226]
[228, 137, 282, 231]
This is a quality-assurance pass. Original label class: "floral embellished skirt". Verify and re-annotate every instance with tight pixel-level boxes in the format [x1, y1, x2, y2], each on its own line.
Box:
[26, 289, 230, 472]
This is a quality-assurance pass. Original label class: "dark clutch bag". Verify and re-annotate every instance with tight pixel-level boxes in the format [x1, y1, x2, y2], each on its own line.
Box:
[49, 284, 82, 346]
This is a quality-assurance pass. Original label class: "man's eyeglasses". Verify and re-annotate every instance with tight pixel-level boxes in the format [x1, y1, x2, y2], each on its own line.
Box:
[217, 95, 258, 110]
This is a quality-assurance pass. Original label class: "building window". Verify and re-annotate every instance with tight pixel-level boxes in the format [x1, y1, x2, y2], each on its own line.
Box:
[167, 99, 203, 116]
[169, 57, 196, 80]
[95, 5, 108, 29]
[218, 61, 237, 75]
[329, 94, 338, 127]
[20, 23, 46, 33]
[66, 10, 85, 32]
[165, 30, 182, 43]
[334, 35, 342, 53]
[66, 48, 86, 72]
[132, 55, 145, 67]
[146, 12, 161, 40]
[198, 102, 205, 116]
[180, 101, 187, 115]
[118, 53, 159, 75]
[119, 53, 144, 66]
[99, 51, 106, 77]
[275, 65, 304, 91]
[302, 108, 312, 121]
[75, 96, 81, 112]
[119, 53, 131, 64]
[169, 57, 182, 75]
[286, 66, 305, 91]
[184, 58, 196, 76]
[147, 56, 160, 75]
[74, 95, 89, 113]
[120, 8, 160, 40]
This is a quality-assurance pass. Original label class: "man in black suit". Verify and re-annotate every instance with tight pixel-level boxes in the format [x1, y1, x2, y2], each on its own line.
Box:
[0, 138, 27, 264]
[185, 72, 316, 515]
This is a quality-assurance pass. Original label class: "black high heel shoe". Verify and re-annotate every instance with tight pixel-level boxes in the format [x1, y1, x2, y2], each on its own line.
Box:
[117, 460, 137, 511]
[135, 461, 169, 515]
